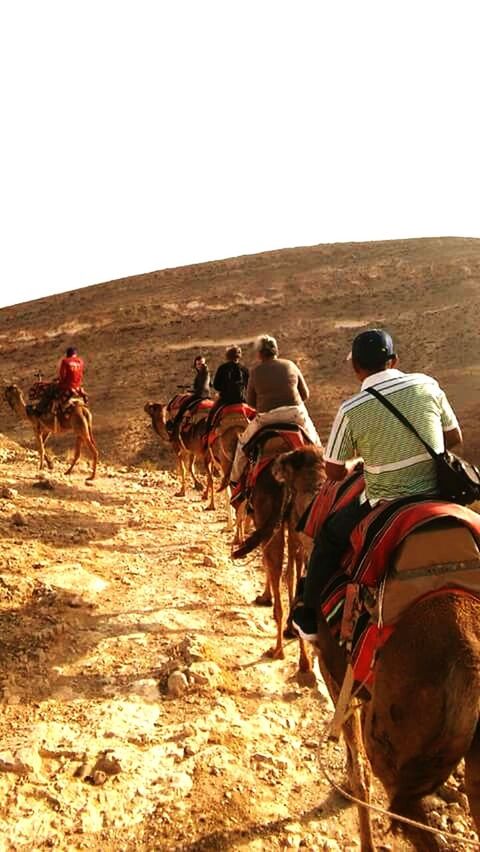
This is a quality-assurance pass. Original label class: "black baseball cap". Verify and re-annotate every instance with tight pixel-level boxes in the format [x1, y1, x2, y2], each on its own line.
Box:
[348, 329, 396, 369]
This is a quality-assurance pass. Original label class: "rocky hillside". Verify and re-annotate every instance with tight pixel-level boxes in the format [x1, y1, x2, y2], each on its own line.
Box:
[1, 237, 480, 466]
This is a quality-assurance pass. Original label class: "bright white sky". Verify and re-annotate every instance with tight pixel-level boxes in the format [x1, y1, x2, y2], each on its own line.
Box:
[1, 1, 479, 309]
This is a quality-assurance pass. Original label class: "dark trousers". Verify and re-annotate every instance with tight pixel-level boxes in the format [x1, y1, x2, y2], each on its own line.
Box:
[303, 496, 372, 609]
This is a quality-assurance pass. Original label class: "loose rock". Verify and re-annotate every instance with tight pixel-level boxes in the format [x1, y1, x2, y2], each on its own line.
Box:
[168, 670, 189, 697]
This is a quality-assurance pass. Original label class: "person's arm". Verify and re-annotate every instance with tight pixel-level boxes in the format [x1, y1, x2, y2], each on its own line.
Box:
[324, 405, 359, 481]
[246, 373, 256, 408]
[213, 366, 224, 393]
[438, 387, 462, 450]
[296, 368, 309, 401]
[444, 427, 462, 449]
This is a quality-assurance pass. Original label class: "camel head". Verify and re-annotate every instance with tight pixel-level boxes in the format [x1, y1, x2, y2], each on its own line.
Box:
[272, 445, 325, 490]
[144, 401, 169, 437]
[3, 384, 24, 412]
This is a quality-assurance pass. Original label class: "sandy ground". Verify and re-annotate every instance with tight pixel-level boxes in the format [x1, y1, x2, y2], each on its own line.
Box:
[0, 436, 478, 852]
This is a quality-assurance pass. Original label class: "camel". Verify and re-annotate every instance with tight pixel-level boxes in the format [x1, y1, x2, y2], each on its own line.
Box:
[232, 432, 311, 672]
[144, 401, 209, 498]
[204, 405, 253, 514]
[4, 384, 98, 481]
[273, 444, 480, 850]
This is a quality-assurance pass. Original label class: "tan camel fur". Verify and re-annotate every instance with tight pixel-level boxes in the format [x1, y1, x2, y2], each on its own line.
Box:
[4, 384, 98, 481]
[205, 416, 248, 509]
[144, 401, 208, 498]
[274, 444, 480, 851]
[232, 434, 311, 672]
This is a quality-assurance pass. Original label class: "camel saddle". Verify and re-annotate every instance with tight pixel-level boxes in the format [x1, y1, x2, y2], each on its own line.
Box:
[231, 425, 311, 510]
[309, 473, 480, 687]
[182, 398, 214, 429]
[207, 403, 256, 445]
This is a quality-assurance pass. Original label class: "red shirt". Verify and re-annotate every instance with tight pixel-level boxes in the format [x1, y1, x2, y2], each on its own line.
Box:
[58, 355, 84, 392]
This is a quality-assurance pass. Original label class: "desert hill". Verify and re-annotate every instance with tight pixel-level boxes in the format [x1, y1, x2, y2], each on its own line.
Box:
[1, 236, 480, 464]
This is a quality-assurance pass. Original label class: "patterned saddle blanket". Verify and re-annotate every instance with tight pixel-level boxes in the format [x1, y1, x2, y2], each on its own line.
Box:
[302, 473, 480, 687]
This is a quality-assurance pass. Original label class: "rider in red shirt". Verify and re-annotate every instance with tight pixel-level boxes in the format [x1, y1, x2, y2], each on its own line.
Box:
[57, 347, 85, 396]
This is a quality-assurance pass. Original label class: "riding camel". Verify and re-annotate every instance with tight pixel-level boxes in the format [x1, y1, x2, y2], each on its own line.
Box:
[232, 430, 311, 672]
[273, 444, 480, 851]
[204, 405, 253, 512]
[4, 384, 98, 481]
[144, 400, 209, 498]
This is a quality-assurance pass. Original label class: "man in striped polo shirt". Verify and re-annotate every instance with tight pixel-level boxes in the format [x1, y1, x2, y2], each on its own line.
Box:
[294, 328, 462, 639]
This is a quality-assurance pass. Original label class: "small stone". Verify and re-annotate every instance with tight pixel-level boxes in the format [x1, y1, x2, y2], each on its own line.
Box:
[187, 661, 222, 688]
[203, 555, 216, 567]
[1, 487, 17, 500]
[167, 670, 189, 697]
[33, 479, 55, 491]
[11, 511, 26, 527]
[91, 770, 107, 786]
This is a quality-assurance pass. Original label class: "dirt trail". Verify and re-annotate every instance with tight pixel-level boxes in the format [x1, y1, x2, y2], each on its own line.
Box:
[0, 439, 477, 851]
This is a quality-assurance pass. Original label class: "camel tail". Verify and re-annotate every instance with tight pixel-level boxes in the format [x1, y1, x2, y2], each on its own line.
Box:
[232, 519, 281, 559]
[232, 480, 288, 559]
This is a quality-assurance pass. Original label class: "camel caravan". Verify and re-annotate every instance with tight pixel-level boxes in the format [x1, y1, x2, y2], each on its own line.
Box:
[145, 330, 480, 849]
[6, 329, 480, 848]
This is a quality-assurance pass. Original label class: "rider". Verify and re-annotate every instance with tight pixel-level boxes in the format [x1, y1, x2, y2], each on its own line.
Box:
[204, 345, 250, 433]
[169, 355, 211, 433]
[34, 346, 86, 415]
[293, 328, 463, 639]
[226, 335, 321, 487]
[57, 346, 85, 402]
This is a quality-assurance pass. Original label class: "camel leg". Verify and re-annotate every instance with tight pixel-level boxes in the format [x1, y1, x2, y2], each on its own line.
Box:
[65, 436, 82, 475]
[343, 709, 377, 852]
[85, 441, 98, 481]
[190, 455, 204, 492]
[464, 722, 480, 836]
[42, 431, 55, 470]
[174, 454, 187, 497]
[35, 427, 46, 470]
[254, 573, 273, 607]
[84, 424, 98, 481]
[224, 486, 233, 529]
[284, 528, 300, 638]
[263, 529, 285, 660]
[203, 452, 215, 510]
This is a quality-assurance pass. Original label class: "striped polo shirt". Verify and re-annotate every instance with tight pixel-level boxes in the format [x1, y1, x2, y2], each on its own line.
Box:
[325, 369, 459, 504]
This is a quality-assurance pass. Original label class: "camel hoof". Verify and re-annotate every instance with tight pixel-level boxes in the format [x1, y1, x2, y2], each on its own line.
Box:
[254, 594, 273, 607]
[65, 469, 73, 476]
[265, 646, 285, 661]
[174, 491, 186, 498]
[203, 505, 215, 512]
[296, 669, 316, 688]
[85, 479, 95, 487]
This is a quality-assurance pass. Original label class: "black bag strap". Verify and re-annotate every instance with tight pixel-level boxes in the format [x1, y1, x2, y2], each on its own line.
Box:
[365, 386, 439, 460]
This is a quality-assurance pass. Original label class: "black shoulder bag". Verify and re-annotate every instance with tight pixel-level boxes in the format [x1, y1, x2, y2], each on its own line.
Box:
[366, 386, 480, 506]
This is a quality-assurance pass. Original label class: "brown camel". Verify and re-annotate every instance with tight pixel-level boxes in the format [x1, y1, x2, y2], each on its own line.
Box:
[4, 384, 98, 481]
[144, 401, 209, 498]
[274, 444, 480, 850]
[232, 433, 311, 672]
[204, 406, 253, 513]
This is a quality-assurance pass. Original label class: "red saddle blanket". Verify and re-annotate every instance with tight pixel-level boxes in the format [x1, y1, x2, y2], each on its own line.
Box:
[211, 402, 256, 429]
[207, 403, 256, 445]
[307, 473, 480, 687]
[231, 428, 308, 509]
[247, 429, 307, 491]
